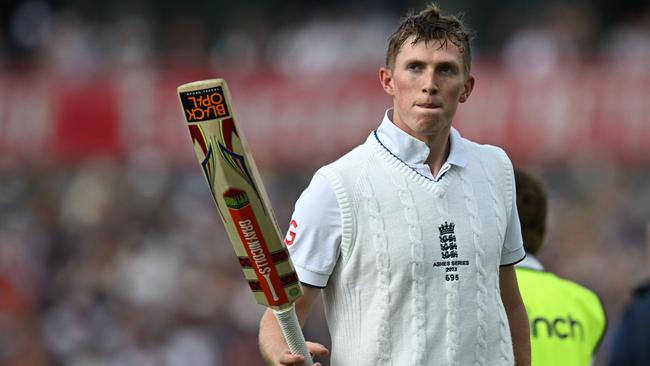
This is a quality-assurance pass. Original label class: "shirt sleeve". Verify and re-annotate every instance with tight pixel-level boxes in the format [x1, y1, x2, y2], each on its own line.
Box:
[500, 171, 526, 266]
[284, 173, 342, 287]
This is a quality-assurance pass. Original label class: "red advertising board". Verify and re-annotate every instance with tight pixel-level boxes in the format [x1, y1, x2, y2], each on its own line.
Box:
[1, 64, 648, 167]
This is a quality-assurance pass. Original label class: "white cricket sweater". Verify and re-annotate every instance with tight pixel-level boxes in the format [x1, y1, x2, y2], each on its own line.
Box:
[317, 132, 519, 366]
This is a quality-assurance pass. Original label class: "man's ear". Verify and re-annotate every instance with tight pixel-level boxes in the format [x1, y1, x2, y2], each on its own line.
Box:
[379, 67, 395, 96]
[459, 75, 475, 103]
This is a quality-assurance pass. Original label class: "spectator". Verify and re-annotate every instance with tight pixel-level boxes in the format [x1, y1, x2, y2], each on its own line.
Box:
[515, 168, 607, 365]
[608, 222, 650, 366]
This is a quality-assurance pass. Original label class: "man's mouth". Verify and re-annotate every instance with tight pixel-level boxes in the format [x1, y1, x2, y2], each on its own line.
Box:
[415, 102, 441, 109]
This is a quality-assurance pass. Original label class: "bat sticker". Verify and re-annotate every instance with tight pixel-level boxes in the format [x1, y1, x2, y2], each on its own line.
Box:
[179, 86, 231, 122]
[224, 189, 288, 305]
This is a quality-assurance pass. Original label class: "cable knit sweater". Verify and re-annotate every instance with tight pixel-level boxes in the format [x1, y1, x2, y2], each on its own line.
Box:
[317, 132, 518, 366]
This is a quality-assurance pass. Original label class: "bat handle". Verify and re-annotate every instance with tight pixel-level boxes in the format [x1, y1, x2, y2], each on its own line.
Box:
[273, 305, 314, 365]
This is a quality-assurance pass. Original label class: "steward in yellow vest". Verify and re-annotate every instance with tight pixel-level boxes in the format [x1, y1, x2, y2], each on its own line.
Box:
[514, 169, 607, 365]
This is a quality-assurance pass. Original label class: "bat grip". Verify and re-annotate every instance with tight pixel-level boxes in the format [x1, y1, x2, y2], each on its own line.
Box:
[273, 305, 314, 365]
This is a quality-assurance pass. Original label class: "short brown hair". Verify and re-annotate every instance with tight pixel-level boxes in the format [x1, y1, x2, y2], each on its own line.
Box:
[514, 168, 548, 255]
[385, 3, 474, 74]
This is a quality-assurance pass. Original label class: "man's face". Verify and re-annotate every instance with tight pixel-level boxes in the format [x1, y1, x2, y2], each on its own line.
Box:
[380, 36, 474, 141]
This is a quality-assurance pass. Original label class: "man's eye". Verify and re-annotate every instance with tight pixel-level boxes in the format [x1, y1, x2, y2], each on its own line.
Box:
[439, 64, 457, 74]
[407, 63, 422, 71]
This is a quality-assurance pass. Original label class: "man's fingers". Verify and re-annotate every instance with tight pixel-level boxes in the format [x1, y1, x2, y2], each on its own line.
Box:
[278, 351, 305, 365]
[306, 341, 330, 357]
[278, 343, 328, 365]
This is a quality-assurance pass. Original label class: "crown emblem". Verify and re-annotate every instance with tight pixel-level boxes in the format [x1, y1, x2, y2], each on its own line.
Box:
[438, 221, 455, 235]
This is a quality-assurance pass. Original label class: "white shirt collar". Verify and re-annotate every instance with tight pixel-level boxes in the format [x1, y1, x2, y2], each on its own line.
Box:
[371, 109, 467, 181]
[516, 254, 545, 271]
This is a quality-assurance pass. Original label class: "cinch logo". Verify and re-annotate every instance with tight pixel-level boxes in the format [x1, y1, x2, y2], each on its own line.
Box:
[531, 315, 584, 340]
[180, 86, 230, 122]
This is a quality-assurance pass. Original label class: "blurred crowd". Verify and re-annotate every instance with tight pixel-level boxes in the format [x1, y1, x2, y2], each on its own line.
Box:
[1, 0, 649, 74]
[1, 0, 650, 365]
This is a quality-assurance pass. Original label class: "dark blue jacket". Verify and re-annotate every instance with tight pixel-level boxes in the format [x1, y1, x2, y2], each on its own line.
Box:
[609, 281, 650, 366]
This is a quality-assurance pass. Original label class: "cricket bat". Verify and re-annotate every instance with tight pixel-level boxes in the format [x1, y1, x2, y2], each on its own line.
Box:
[177, 79, 313, 365]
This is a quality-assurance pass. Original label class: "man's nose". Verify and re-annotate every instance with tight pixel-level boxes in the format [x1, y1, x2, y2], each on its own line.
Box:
[421, 70, 438, 94]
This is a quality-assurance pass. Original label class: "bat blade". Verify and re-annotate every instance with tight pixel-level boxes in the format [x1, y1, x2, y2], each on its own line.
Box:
[177, 79, 302, 310]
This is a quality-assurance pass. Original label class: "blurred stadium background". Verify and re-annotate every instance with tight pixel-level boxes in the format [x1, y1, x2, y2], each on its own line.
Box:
[1, 0, 649, 365]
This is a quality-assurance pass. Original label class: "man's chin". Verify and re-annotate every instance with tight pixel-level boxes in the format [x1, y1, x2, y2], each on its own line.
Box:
[415, 114, 444, 127]
[415, 118, 451, 135]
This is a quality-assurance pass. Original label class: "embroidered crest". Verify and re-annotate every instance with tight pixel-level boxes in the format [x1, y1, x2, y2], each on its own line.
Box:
[434, 221, 470, 281]
[438, 221, 458, 259]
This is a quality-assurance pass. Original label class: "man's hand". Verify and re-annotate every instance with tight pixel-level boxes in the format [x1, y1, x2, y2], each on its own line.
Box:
[259, 286, 328, 365]
[272, 342, 329, 366]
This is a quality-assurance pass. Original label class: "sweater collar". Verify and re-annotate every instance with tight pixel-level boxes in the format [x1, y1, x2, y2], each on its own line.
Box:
[374, 109, 467, 170]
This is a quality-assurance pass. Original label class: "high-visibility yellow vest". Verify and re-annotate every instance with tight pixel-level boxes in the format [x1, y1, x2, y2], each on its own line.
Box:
[516, 266, 607, 366]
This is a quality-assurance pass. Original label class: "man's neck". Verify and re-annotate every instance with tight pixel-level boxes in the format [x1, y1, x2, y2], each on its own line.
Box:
[424, 130, 451, 177]
[387, 109, 452, 175]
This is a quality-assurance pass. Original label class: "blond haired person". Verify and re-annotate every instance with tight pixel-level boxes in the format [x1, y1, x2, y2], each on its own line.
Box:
[259, 4, 531, 365]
